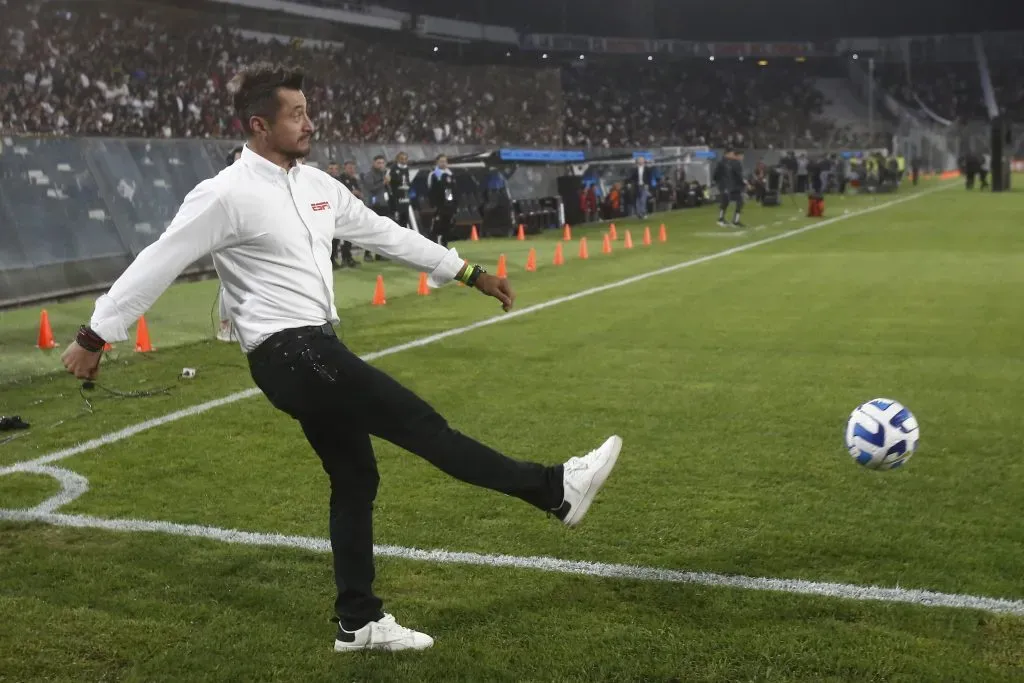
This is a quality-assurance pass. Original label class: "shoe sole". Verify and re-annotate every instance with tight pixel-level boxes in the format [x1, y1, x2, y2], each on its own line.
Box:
[563, 435, 622, 527]
[334, 640, 434, 652]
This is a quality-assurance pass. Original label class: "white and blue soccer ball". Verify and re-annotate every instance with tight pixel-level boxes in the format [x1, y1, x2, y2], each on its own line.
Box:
[845, 398, 920, 470]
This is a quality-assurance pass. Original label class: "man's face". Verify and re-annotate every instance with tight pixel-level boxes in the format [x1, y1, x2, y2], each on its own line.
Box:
[637, 158, 646, 168]
[326, 163, 340, 177]
[344, 162, 357, 177]
[397, 152, 408, 165]
[263, 88, 313, 160]
[437, 156, 448, 170]
[373, 158, 386, 171]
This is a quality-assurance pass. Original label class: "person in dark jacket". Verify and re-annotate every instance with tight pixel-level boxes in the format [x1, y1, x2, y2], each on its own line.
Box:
[327, 161, 358, 268]
[387, 151, 413, 230]
[362, 155, 389, 261]
[427, 154, 457, 247]
[713, 149, 747, 228]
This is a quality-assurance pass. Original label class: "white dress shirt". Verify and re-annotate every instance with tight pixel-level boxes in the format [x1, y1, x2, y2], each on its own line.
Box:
[90, 145, 465, 352]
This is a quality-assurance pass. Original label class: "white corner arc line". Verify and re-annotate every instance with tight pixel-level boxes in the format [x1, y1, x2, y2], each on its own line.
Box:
[0, 509, 1020, 616]
[1, 183, 953, 476]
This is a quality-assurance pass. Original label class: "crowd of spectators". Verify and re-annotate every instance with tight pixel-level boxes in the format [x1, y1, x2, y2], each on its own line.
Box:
[9, 0, 1009, 151]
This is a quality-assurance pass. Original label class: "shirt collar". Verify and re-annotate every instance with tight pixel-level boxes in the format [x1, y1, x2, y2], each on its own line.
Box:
[240, 144, 300, 183]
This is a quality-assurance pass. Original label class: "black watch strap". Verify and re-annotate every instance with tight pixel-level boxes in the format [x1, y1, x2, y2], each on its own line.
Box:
[466, 265, 486, 288]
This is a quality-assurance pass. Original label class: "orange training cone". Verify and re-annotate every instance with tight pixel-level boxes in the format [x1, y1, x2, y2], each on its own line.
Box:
[553, 242, 565, 266]
[497, 254, 508, 278]
[417, 272, 430, 296]
[609, 224, 618, 241]
[470, 225, 479, 241]
[135, 316, 154, 352]
[517, 224, 525, 241]
[643, 226, 652, 246]
[624, 230, 634, 249]
[371, 275, 387, 306]
[602, 233, 612, 254]
[525, 248, 537, 272]
[578, 237, 589, 260]
[562, 223, 572, 241]
[658, 223, 667, 242]
[36, 309, 57, 349]
[103, 342, 112, 351]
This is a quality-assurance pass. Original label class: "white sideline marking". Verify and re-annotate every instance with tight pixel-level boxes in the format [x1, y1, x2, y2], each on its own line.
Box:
[1, 508, 1021, 616]
[1, 183, 952, 476]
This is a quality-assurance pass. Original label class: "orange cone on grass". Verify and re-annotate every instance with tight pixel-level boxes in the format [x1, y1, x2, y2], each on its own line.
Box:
[103, 342, 112, 351]
[470, 225, 480, 241]
[525, 248, 537, 272]
[371, 275, 386, 306]
[496, 254, 508, 278]
[609, 224, 618, 241]
[624, 230, 634, 249]
[602, 233, 612, 254]
[562, 223, 572, 241]
[578, 237, 589, 260]
[36, 310, 57, 349]
[659, 223, 667, 242]
[517, 224, 525, 241]
[643, 226, 652, 246]
[417, 272, 430, 296]
[135, 316, 154, 352]
[553, 242, 565, 266]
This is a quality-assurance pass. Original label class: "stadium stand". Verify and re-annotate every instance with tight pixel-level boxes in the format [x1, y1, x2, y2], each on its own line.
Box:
[2, 1, 856, 149]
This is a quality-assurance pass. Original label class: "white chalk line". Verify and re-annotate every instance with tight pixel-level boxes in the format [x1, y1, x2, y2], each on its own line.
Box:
[7, 182, 1003, 618]
[0, 507, 1021, 616]
[1, 183, 951, 477]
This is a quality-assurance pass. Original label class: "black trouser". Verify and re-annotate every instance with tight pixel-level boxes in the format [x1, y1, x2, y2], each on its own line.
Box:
[431, 208, 455, 247]
[246, 324, 564, 629]
[332, 239, 354, 267]
[718, 190, 743, 221]
[391, 201, 411, 229]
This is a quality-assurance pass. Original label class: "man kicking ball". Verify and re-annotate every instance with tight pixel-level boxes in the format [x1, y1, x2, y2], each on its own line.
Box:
[60, 63, 622, 653]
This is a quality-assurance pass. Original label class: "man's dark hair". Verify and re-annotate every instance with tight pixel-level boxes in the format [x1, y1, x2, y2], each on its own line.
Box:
[373, 154, 386, 162]
[230, 63, 305, 135]
[435, 154, 447, 162]
[344, 160, 356, 166]
[327, 160, 339, 166]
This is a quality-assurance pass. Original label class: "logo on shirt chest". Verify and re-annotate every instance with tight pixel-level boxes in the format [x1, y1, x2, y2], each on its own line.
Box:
[310, 201, 330, 212]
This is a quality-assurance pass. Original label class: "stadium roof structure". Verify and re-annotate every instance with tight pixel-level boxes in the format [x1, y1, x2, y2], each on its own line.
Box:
[387, 0, 1021, 41]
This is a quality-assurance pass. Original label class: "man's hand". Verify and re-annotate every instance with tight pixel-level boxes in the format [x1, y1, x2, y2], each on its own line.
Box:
[474, 273, 515, 312]
[61, 342, 102, 380]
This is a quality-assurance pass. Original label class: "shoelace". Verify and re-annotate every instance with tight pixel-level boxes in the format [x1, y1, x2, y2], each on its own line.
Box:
[563, 450, 597, 476]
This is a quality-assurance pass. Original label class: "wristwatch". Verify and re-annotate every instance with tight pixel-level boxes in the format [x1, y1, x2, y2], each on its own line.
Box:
[465, 265, 486, 288]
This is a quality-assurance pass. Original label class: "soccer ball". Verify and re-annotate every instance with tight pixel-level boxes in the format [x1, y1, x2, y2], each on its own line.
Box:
[845, 398, 920, 470]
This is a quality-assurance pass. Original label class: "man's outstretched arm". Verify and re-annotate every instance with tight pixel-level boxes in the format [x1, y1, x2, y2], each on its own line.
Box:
[62, 180, 236, 379]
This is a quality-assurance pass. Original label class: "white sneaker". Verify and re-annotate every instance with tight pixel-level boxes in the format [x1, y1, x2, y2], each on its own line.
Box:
[556, 435, 622, 527]
[334, 613, 434, 652]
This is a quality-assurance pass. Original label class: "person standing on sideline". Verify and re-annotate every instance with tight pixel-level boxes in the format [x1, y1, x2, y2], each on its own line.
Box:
[362, 154, 389, 261]
[427, 154, 457, 247]
[60, 63, 622, 654]
[628, 156, 652, 219]
[325, 161, 358, 268]
[713, 148, 747, 228]
[387, 151, 413, 230]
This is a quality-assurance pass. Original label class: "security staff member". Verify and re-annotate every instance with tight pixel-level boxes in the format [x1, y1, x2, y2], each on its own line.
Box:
[427, 154, 457, 247]
[387, 151, 413, 230]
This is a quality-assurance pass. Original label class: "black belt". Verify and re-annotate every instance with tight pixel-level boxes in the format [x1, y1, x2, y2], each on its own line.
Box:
[247, 323, 337, 362]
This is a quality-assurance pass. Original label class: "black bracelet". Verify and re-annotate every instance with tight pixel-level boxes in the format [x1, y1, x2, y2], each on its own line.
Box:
[76, 325, 106, 352]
